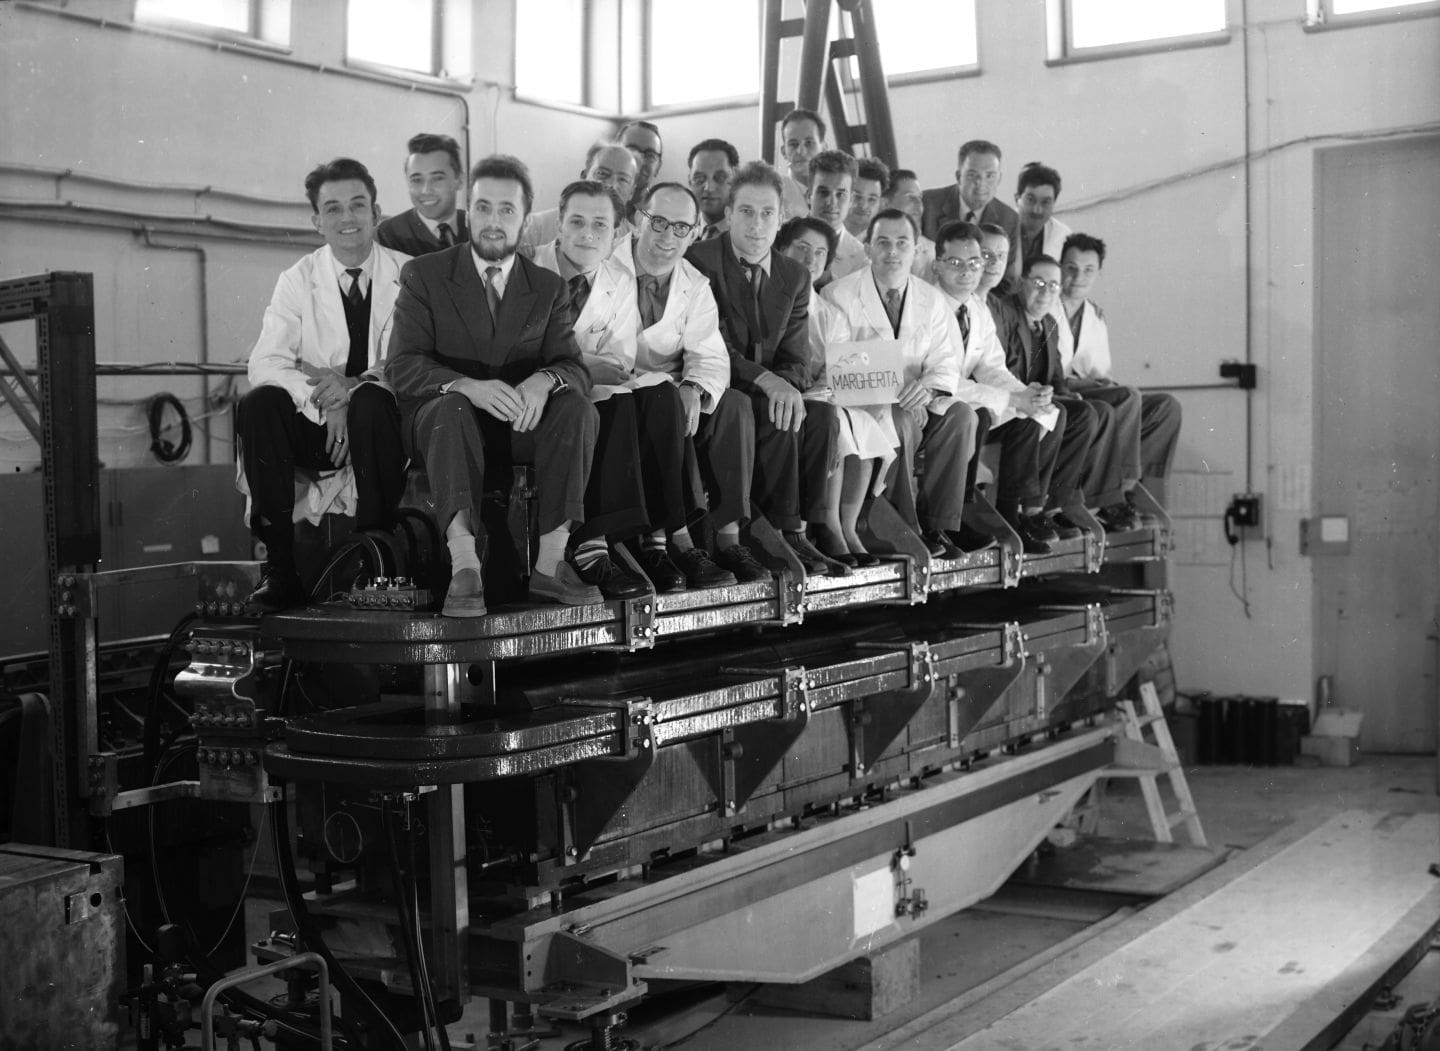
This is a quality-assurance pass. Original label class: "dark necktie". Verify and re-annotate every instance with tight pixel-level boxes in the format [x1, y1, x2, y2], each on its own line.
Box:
[957, 303, 971, 346]
[637, 274, 661, 329]
[568, 273, 591, 319]
[485, 266, 502, 321]
[344, 268, 364, 306]
[702, 224, 718, 240]
[438, 222, 455, 247]
[1030, 320, 1048, 381]
[963, 210, 976, 224]
[883, 287, 903, 337]
[744, 263, 768, 345]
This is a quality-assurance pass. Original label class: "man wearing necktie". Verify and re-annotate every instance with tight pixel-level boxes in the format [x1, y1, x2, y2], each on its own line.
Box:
[239, 158, 411, 612]
[376, 133, 470, 258]
[930, 220, 1061, 554]
[387, 155, 601, 617]
[686, 161, 845, 577]
[920, 140, 1022, 285]
[688, 138, 738, 241]
[989, 255, 1102, 537]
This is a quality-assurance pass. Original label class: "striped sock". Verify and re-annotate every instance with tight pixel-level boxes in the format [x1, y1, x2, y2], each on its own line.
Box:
[572, 537, 609, 571]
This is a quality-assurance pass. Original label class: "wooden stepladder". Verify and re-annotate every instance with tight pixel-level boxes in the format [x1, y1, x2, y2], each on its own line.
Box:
[1073, 681, 1207, 846]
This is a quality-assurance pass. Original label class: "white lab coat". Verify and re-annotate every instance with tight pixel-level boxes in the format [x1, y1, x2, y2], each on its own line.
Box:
[1053, 298, 1112, 381]
[241, 242, 410, 523]
[531, 241, 644, 401]
[947, 289, 1059, 433]
[828, 226, 870, 282]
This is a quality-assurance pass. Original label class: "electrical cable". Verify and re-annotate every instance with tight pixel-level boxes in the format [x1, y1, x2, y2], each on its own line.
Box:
[146, 391, 193, 463]
[271, 793, 409, 1050]
[382, 799, 442, 1051]
[142, 613, 198, 779]
[200, 804, 268, 959]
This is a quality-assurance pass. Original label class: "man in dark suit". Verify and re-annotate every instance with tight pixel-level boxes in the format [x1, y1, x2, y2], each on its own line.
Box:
[387, 154, 603, 616]
[376, 133, 469, 257]
[685, 161, 844, 576]
[921, 140, 1022, 284]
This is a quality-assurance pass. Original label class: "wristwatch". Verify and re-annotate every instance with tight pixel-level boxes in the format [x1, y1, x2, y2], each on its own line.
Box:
[539, 368, 567, 395]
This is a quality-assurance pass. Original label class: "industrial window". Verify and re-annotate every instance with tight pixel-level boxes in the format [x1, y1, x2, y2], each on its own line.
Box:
[346, 0, 472, 79]
[647, 0, 760, 108]
[133, 0, 291, 46]
[871, 0, 978, 77]
[1306, 0, 1439, 24]
[514, 0, 587, 106]
[1049, 0, 1229, 59]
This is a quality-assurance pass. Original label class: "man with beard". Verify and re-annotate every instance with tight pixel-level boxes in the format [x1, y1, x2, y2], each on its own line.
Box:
[387, 155, 602, 616]
[688, 138, 738, 240]
[376, 132, 468, 257]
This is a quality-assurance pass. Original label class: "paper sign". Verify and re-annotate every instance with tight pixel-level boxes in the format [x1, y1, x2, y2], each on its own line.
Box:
[826, 339, 905, 407]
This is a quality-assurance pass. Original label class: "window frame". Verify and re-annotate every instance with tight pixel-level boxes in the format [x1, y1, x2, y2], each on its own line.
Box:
[868, 0, 982, 87]
[1302, 0, 1440, 30]
[511, 0, 594, 111]
[343, 0, 473, 86]
[1044, 0, 1232, 66]
[131, 0, 291, 52]
[641, 0, 762, 113]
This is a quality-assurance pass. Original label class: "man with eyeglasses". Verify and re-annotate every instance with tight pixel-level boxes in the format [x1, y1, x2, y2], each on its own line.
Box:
[778, 108, 825, 220]
[807, 149, 868, 282]
[930, 221, 1063, 554]
[620, 120, 665, 202]
[976, 222, 1013, 301]
[989, 255, 1101, 539]
[1014, 162, 1072, 273]
[823, 209, 989, 558]
[688, 138, 739, 241]
[921, 140, 1022, 284]
[376, 132, 468, 257]
[387, 155, 603, 616]
[885, 168, 938, 279]
[1056, 233, 1182, 522]
[687, 161, 847, 577]
[519, 142, 638, 259]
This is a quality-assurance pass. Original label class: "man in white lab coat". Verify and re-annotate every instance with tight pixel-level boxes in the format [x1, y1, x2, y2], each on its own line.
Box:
[823, 209, 974, 558]
[239, 157, 411, 611]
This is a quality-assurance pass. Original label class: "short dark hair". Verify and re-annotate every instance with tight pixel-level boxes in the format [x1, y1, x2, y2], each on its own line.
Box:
[865, 207, 918, 242]
[935, 220, 984, 253]
[781, 107, 827, 141]
[855, 157, 890, 188]
[558, 179, 626, 226]
[1024, 253, 1061, 276]
[469, 154, 534, 215]
[978, 221, 1010, 244]
[1016, 161, 1062, 198]
[775, 215, 838, 263]
[885, 168, 920, 197]
[1062, 232, 1107, 267]
[619, 119, 662, 146]
[406, 132, 463, 175]
[304, 157, 377, 212]
[727, 160, 785, 208]
[958, 139, 1002, 165]
[639, 181, 700, 221]
[688, 138, 740, 169]
[809, 149, 857, 181]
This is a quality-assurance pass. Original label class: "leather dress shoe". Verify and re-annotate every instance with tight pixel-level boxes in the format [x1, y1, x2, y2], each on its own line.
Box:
[246, 567, 305, 614]
[529, 561, 604, 606]
[920, 530, 961, 559]
[635, 546, 686, 592]
[784, 531, 848, 576]
[1096, 503, 1141, 533]
[1004, 512, 1054, 555]
[441, 568, 487, 618]
[852, 551, 881, 568]
[1049, 512, 1085, 540]
[572, 552, 650, 600]
[673, 548, 737, 589]
[950, 522, 997, 554]
[713, 544, 769, 583]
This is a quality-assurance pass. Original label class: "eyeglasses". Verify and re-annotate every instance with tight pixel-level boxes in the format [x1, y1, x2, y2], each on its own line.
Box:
[636, 208, 697, 239]
[1027, 278, 1061, 293]
[980, 249, 1006, 264]
[937, 257, 983, 273]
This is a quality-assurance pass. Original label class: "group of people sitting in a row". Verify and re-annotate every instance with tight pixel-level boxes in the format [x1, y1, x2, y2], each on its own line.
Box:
[239, 110, 1180, 617]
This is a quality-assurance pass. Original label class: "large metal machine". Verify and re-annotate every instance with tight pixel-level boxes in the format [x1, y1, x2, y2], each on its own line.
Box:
[4, 236, 1177, 1051]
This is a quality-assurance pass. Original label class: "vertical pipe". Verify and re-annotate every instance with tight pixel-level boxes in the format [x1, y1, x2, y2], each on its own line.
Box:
[759, 0, 784, 162]
[424, 663, 470, 1002]
[796, 0, 834, 113]
[847, 0, 898, 167]
[1240, 0, 1255, 495]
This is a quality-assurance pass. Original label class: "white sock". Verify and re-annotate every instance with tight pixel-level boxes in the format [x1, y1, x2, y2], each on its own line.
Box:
[535, 526, 570, 576]
[716, 523, 741, 548]
[447, 533, 480, 574]
[669, 527, 694, 552]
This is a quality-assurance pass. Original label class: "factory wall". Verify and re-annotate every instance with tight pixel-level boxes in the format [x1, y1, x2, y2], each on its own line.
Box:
[651, 0, 1440, 709]
[3, 0, 1438, 708]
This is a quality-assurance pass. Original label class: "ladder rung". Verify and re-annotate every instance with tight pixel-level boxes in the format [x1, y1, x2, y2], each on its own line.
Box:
[777, 16, 806, 36]
[828, 38, 857, 57]
[1166, 810, 1198, 828]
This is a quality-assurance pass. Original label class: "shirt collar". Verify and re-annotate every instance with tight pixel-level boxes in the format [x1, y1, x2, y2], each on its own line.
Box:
[470, 247, 518, 289]
[417, 209, 463, 240]
[731, 242, 770, 275]
[330, 244, 376, 286]
[554, 246, 598, 284]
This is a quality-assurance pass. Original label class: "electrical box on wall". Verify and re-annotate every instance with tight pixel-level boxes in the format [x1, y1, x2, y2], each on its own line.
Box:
[1225, 492, 1262, 544]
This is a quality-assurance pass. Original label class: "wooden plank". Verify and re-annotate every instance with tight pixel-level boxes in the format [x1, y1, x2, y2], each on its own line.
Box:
[937, 811, 1439, 1050]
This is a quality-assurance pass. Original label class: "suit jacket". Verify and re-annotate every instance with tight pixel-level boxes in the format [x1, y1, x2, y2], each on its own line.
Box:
[942, 289, 1060, 432]
[989, 291, 1066, 391]
[1054, 297, 1112, 381]
[375, 208, 467, 258]
[919, 188, 1021, 282]
[385, 247, 591, 429]
[247, 242, 411, 425]
[821, 267, 960, 404]
[685, 232, 811, 394]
